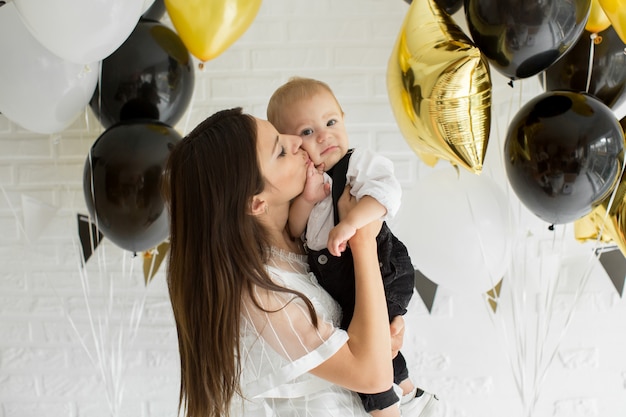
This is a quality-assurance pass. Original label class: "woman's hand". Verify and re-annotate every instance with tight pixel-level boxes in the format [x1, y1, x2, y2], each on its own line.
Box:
[390, 315, 405, 359]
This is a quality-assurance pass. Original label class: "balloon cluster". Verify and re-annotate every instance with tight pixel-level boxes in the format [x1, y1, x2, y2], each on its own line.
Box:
[83, 1, 194, 253]
[388, 0, 626, 293]
[0, 0, 263, 254]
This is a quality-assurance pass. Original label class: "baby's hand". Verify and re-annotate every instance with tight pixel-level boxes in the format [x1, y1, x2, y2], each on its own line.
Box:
[301, 160, 330, 204]
[327, 221, 357, 257]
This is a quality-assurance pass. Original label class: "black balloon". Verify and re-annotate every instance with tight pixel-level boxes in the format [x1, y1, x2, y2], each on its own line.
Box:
[464, 0, 591, 79]
[437, 0, 463, 14]
[142, 0, 166, 21]
[90, 19, 194, 129]
[404, 0, 463, 14]
[542, 26, 626, 112]
[83, 120, 181, 253]
[504, 91, 624, 225]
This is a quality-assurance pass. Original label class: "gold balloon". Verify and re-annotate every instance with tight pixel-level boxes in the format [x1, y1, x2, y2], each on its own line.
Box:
[165, 0, 262, 62]
[387, 0, 492, 174]
[575, 118, 626, 253]
[574, 211, 614, 244]
[575, 172, 626, 257]
[598, 0, 626, 43]
[586, 0, 612, 33]
[143, 240, 170, 285]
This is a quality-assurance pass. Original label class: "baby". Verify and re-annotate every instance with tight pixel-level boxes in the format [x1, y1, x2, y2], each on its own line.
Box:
[268, 77, 425, 416]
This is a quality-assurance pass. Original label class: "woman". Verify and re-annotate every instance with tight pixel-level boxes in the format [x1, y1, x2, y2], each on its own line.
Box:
[162, 108, 434, 416]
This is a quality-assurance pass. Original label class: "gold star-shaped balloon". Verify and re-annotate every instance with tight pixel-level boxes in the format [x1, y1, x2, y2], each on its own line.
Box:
[387, 0, 492, 174]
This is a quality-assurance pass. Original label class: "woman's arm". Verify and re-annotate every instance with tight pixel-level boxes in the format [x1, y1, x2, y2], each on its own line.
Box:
[288, 194, 315, 239]
[309, 189, 393, 394]
[390, 315, 405, 359]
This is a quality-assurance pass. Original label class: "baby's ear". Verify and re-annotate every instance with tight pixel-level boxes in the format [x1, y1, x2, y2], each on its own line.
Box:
[249, 195, 267, 216]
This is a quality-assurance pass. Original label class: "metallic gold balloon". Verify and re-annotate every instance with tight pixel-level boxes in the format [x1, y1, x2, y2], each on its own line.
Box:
[574, 212, 614, 244]
[586, 0, 612, 33]
[165, 0, 262, 62]
[387, 0, 492, 174]
[574, 171, 626, 256]
[143, 240, 170, 285]
[575, 115, 626, 252]
[599, 0, 626, 43]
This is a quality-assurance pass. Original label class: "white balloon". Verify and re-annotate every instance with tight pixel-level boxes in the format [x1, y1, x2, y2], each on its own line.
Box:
[13, 0, 144, 64]
[399, 166, 513, 294]
[0, 3, 100, 134]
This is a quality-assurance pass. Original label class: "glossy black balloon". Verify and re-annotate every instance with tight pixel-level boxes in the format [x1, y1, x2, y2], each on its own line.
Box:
[542, 26, 626, 112]
[90, 19, 194, 129]
[142, 0, 166, 21]
[504, 91, 624, 224]
[83, 120, 181, 252]
[464, 0, 591, 79]
[404, 0, 463, 14]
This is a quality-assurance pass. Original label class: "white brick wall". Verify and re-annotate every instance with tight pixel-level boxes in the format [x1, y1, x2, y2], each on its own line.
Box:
[1, 1, 626, 416]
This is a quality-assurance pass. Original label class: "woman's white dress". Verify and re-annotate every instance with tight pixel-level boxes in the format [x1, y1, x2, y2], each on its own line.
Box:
[229, 249, 371, 416]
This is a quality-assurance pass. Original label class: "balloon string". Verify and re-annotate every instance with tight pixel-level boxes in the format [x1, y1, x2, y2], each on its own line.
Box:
[533, 231, 598, 408]
[528, 208, 613, 413]
[0, 184, 30, 244]
[463, 183, 500, 291]
[484, 219, 535, 413]
[64, 185, 111, 408]
[76, 239, 115, 412]
[95, 64, 103, 136]
[67, 223, 147, 417]
[585, 33, 597, 93]
[533, 228, 566, 400]
[510, 239, 532, 413]
[490, 222, 591, 415]
[86, 148, 104, 272]
[482, 281, 526, 407]
[84, 106, 91, 134]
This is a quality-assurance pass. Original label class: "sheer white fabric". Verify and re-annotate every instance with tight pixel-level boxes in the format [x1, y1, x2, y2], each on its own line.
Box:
[230, 248, 370, 416]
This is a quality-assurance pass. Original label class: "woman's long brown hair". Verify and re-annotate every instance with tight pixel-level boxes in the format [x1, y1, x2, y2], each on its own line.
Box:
[162, 108, 316, 417]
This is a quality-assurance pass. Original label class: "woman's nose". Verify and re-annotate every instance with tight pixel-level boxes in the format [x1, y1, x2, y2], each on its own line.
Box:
[290, 134, 303, 152]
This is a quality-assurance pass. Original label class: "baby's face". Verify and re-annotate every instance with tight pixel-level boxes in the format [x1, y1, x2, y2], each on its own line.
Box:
[280, 90, 349, 171]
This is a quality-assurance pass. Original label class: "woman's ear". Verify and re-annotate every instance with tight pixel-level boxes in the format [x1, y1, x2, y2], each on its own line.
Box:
[249, 195, 267, 216]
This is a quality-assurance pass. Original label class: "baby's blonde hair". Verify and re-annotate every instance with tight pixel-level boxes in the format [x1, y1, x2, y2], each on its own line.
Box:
[267, 77, 343, 132]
